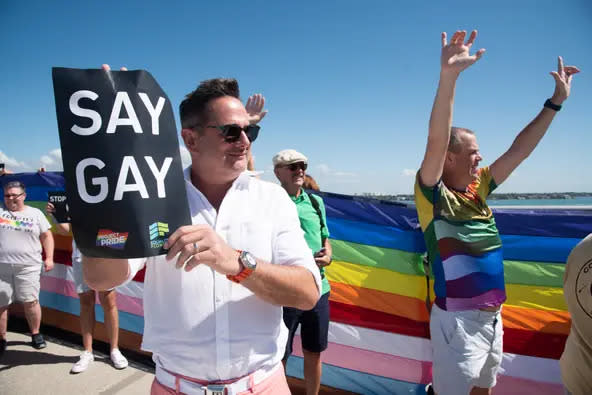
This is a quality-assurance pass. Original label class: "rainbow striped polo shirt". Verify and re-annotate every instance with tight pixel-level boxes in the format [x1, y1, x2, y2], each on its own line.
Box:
[414, 167, 506, 311]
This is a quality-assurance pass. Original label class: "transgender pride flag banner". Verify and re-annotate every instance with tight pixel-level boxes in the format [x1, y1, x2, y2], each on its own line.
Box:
[3, 172, 591, 395]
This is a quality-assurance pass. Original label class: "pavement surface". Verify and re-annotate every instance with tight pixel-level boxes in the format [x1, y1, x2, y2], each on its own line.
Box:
[0, 329, 154, 395]
[1, 315, 356, 395]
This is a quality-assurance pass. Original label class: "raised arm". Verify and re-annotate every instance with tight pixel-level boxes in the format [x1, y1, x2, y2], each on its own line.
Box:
[45, 202, 71, 235]
[490, 57, 580, 185]
[419, 30, 485, 187]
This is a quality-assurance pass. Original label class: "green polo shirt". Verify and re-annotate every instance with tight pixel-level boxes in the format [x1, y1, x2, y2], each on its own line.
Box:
[291, 190, 330, 295]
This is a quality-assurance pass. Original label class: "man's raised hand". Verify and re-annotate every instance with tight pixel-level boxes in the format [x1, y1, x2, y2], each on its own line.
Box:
[246, 93, 267, 125]
[550, 56, 580, 105]
[441, 30, 485, 76]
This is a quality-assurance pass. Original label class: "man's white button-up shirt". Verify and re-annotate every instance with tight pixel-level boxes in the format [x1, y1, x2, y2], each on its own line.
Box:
[128, 168, 321, 380]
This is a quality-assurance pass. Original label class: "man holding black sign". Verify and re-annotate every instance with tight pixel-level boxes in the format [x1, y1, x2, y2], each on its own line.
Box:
[83, 68, 320, 395]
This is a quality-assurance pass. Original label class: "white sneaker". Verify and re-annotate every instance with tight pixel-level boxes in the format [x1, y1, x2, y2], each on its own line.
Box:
[71, 351, 94, 373]
[110, 348, 128, 369]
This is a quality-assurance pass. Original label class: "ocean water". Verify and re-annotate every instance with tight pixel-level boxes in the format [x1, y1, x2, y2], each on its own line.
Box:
[487, 196, 592, 206]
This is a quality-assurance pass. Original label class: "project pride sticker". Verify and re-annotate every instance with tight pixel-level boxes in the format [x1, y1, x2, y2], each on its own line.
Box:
[149, 221, 169, 249]
[96, 229, 129, 250]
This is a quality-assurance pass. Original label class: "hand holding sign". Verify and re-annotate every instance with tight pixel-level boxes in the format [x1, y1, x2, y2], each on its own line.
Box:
[47, 191, 70, 223]
[52, 67, 190, 258]
[102, 64, 127, 72]
[164, 224, 242, 274]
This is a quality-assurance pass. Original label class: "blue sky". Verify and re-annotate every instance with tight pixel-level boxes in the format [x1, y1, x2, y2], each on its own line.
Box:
[1, 1, 591, 194]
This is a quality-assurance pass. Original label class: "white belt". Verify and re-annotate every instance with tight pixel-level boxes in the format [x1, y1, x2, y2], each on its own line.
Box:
[155, 362, 281, 395]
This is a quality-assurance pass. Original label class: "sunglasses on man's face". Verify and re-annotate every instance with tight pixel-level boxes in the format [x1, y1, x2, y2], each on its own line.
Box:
[206, 124, 260, 143]
[287, 162, 307, 172]
[4, 192, 24, 199]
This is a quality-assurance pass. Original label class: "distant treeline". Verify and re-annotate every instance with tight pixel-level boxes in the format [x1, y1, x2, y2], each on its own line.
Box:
[359, 192, 592, 202]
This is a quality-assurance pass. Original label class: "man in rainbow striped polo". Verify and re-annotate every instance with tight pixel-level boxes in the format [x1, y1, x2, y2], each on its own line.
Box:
[414, 30, 579, 395]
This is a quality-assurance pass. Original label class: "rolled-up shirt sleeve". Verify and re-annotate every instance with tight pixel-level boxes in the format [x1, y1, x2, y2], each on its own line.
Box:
[271, 188, 322, 298]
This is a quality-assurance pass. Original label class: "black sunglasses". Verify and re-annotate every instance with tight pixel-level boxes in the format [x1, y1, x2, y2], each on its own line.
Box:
[4, 192, 24, 199]
[206, 124, 260, 143]
[287, 162, 307, 171]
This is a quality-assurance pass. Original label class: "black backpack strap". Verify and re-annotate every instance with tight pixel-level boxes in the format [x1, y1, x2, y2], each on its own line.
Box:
[306, 192, 326, 232]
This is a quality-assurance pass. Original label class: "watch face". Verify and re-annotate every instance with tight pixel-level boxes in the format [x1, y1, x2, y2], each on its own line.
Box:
[240, 251, 257, 270]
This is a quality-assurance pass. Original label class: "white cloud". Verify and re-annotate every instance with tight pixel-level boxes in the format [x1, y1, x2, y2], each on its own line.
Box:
[314, 163, 357, 178]
[179, 145, 191, 168]
[312, 164, 360, 190]
[402, 168, 416, 177]
[40, 155, 55, 166]
[0, 151, 29, 170]
[49, 149, 62, 160]
[316, 163, 331, 176]
[37, 148, 64, 171]
[333, 171, 357, 177]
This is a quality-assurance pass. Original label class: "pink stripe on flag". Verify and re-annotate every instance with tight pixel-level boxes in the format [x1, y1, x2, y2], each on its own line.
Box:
[40, 276, 144, 316]
[292, 335, 562, 393]
[41, 275, 78, 298]
[291, 334, 433, 384]
[494, 375, 564, 395]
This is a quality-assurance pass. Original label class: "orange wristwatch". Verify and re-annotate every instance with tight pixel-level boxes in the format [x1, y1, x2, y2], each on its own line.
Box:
[226, 250, 257, 283]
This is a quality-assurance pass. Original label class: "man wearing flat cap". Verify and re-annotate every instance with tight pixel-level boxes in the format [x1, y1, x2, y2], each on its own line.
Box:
[273, 149, 332, 395]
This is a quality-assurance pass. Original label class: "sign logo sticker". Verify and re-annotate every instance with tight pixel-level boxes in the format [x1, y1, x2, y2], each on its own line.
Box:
[149, 222, 169, 249]
[96, 229, 129, 250]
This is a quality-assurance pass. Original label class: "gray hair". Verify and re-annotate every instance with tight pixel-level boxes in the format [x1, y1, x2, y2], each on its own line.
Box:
[448, 127, 475, 153]
[3, 181, 25, 192]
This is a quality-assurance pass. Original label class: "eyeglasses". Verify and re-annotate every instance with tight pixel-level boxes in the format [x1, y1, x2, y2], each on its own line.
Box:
[206, 124, 260, 143]
[286, 162, 307, 172]
[4, 193, 24, 199]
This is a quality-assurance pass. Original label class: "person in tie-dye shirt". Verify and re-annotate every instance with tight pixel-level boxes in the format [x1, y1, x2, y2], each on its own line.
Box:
[414, 30, 579, 395]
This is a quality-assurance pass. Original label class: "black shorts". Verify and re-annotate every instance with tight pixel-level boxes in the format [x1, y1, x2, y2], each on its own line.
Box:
[283, 292, 330, 358]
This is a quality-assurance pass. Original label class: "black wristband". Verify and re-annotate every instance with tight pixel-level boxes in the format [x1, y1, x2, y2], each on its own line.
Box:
[544, 98, 562, 111]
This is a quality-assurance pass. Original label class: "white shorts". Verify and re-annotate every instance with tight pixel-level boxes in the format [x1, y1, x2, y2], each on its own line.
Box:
[430, 304, 504, 395]
[72, 258, 114, 294]
[0, 263, 42, 306]
[72, 257, 92, 294]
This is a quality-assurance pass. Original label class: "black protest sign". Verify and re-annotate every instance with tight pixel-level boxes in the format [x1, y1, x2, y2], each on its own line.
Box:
[47, 191, 70, 223]
[52, 67, 190, 258]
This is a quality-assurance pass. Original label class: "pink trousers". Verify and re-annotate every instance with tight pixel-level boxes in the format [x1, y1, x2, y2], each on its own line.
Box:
[150, 365, 291, 395]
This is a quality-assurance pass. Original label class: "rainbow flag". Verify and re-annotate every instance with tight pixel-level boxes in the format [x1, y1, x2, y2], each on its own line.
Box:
[5, 172, 591, 395]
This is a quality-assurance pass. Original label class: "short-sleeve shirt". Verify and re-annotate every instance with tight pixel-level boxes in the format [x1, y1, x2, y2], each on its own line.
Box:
[292, 190, 331, 295]
[0, 205, 51, 265]
[560, 234, 592, 394]
[414, 167, 506, 311]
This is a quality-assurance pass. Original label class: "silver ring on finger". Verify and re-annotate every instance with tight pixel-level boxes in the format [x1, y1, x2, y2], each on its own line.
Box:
[193, 242, 199, 254]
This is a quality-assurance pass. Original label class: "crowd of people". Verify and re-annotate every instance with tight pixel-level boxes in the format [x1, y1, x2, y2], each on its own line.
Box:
[0, 29, 589, 395]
